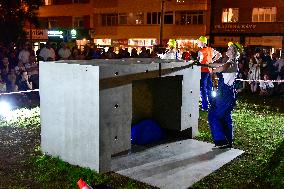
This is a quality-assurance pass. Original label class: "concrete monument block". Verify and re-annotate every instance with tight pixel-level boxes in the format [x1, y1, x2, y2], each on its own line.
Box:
[40, 59, 200, 173]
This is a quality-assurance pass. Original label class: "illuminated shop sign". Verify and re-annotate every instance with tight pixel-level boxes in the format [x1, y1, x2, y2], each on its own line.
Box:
[48, 30, 64, 38]
[24, 29, 48, 40]
[47, 29, 77, 39]
[71, 29, 77, 39]
[214, 24, 257, 32]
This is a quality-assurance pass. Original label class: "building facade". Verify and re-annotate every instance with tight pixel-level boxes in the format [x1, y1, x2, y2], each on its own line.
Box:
[38, 0, 210, 50]
[210, 0, 284, 51]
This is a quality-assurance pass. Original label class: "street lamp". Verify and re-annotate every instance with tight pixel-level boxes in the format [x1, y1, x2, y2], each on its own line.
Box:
[159, 0, 172, 46]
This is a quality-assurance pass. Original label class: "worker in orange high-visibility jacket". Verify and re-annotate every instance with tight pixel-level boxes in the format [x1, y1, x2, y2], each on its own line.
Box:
[196, 36, 222, 111]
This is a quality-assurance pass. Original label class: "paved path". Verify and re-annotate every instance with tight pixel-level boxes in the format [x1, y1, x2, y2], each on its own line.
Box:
[112, 139, 243, 189]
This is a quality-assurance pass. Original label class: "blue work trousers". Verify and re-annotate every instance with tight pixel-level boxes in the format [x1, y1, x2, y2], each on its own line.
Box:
[208, 77, 236, 146]
[200, 72, 213, 110]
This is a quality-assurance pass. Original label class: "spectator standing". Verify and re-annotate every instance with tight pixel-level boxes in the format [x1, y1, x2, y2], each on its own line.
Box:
[139, 47, 149, 58]
[58, 42, 71, 60]
[105, 47, 116, 59]
[274, 54, 284, 80]
[248, 52, 261, 93]
[131, 48, 139, 58]
[39, 43, 55, 61]
[0, 72, 6, 93]
[18, 43, 30, 64]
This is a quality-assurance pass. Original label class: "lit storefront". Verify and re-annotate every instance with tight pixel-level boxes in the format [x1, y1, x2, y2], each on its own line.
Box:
[176, 39, 199, 52]
[24, 28, 48, 52]
[210, 0, 284, 55]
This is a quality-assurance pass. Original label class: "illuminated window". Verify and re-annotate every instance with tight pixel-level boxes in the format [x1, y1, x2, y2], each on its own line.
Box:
[222, 8, 239, 23]
[176, 0, 186, 3]
[45, 0, 52, 5]
[252, 7, 276, 22]
[135, 12, 144, 24]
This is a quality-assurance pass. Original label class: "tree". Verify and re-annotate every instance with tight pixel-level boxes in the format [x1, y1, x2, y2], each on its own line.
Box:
[0, 0, 44, 45]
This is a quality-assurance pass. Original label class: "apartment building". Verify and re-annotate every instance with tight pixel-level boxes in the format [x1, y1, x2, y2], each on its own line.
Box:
[210, 0, 284, 51]
[38, 0, 210, 50]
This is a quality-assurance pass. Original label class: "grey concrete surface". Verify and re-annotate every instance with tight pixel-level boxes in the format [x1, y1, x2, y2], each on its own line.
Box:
[40, 62, 100, 171]
[113, 139, 244, 189]
[40, 59, 201, 173]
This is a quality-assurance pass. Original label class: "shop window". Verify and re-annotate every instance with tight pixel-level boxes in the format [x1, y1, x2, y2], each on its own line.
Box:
[164, 12, 173, 24]
[119, 13, 128, 25]
[101, 14, 118, 26]
[252, 7, 277, 22]
[222, 8, 239, 23]
[177, 11, 204, 25]
[73, 17, 84, 28]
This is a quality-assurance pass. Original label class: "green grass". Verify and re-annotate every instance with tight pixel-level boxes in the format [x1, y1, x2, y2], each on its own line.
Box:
[0, 94, 284, 188]
[194, 94, 284, 188]
[0, 107, 40, 128]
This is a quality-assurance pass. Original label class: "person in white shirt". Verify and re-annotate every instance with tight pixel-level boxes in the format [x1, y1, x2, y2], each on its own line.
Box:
[18, 44, 30, 64]
[39, 43, 55, 61]
[58, 42, 71, 60]
[274, 54, 284, 80]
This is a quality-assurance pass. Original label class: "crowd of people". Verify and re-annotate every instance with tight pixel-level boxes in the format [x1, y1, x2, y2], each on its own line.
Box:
[230, 48, 284, 96]
[0, 41, 283, 98]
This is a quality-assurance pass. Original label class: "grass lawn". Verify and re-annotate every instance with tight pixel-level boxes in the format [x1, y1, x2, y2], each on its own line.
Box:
[0, 94, 283, 188]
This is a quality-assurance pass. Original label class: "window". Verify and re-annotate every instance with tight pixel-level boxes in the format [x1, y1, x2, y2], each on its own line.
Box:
[147, 12, 157, 24]
[178, 11, 204, 25]
[252, 7, 277, 22]
[222, 8, 239, 22]
[164, 12, 174, 24]
[48, 18, 58, 28]
[176, 0, 186, 3]
[73, 17, 84, 28]
[72, 0, 90, 3]
[118, 13, 128, 25]
[101, 14, 118, 26]
[135, 12, 144, 24]
[52, 0, 89, 5]
[45, 0, 52, 5]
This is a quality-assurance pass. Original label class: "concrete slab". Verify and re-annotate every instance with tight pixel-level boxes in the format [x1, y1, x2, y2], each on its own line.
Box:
[112, 139, 244, 189]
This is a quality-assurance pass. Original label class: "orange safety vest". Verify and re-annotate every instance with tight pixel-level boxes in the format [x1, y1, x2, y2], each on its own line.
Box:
[199, 47, 213, 73]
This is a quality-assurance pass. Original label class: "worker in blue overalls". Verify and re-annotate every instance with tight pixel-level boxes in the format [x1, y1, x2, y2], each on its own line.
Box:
[207, 42, 243, 148]
[197, 36, 222, 111]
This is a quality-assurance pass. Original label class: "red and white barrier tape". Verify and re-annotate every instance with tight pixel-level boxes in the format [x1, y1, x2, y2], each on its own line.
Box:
[235, 79, 284, 83]
[0, 89, 39, 96]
